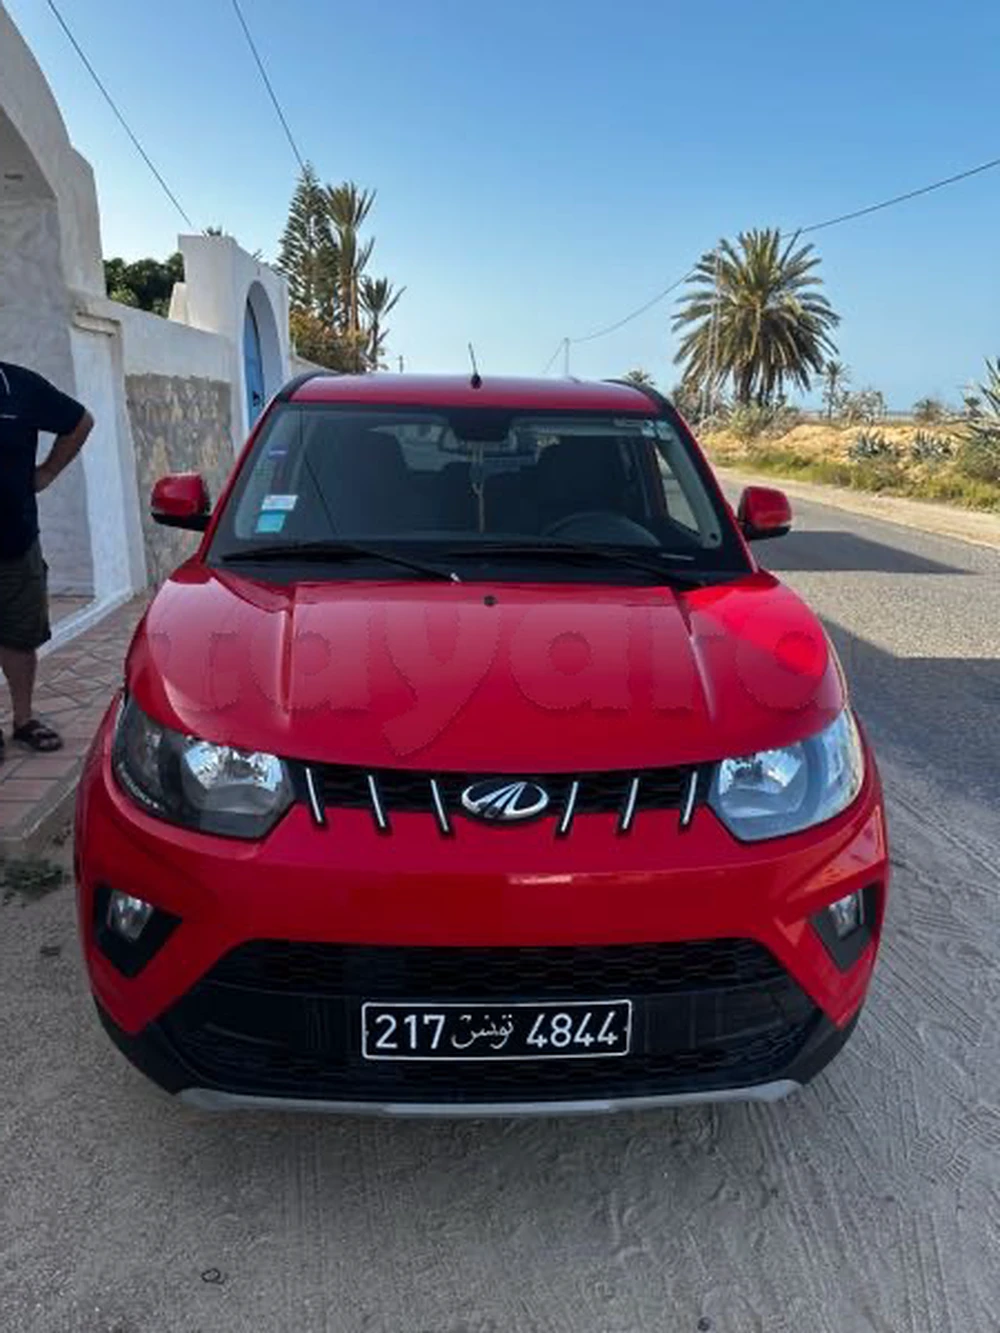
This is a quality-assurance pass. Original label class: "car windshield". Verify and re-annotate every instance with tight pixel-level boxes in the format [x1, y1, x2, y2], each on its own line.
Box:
[208, 404, 750, 579]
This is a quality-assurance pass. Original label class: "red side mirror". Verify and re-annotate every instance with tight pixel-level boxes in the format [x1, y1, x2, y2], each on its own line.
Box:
[151, 473, 211, 531]
[737, 485, 792, 541]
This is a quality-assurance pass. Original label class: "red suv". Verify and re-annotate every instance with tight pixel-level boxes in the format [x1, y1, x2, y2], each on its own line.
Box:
[75, 375, 888, 1114]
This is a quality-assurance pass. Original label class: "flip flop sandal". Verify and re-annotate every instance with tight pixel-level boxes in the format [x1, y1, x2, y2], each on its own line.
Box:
[12, 719, 63, 753]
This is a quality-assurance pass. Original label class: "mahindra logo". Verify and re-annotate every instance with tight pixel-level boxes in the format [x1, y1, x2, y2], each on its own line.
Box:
[460, 779, 550, 823]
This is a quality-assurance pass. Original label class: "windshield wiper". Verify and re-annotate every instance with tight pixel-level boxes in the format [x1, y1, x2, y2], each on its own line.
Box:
[441, 540, 711, 586]
[221, 540, 461, 582]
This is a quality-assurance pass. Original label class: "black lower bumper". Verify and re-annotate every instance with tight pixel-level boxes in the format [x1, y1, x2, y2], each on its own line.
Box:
[95, 939, 861, 1110]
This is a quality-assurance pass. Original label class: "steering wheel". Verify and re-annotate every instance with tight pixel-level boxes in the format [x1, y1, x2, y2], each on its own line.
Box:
[541, 510, 659, 545]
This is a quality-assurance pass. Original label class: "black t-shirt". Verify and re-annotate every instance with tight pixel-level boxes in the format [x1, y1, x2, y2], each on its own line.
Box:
[0, 362, 86, 560]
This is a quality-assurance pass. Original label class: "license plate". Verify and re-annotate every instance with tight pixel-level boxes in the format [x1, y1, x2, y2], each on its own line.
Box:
[361, 1001, 632, 1061]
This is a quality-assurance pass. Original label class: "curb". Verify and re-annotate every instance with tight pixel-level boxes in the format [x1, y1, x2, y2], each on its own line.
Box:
[0, 767, 77, 859]
[715, 467, 1000, 551]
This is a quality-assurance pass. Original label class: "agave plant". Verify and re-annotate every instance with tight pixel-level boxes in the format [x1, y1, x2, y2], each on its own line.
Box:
[958, 357, 1000, 482]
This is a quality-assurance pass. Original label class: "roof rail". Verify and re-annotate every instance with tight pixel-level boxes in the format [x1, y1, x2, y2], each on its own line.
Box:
[603, 378, 692, 433]
[275, 369, 335, 402]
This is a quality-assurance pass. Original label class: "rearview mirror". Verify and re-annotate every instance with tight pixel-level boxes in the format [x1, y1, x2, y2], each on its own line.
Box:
[151, 473, 211, 531]
[737, 485, 792, 541]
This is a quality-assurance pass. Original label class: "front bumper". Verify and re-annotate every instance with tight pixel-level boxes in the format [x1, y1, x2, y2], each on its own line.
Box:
[77, 704, 888, 1113]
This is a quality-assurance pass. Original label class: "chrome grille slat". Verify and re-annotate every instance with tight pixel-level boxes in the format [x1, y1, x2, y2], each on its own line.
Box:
[304, 766, 326, 828]
[557, 780, 580, 838]
[679, 770, 699, 829]
[308, 763, 706, 835]
[618, 776, 640, 835]
[429, 779, 452, 836]
[366, 774, 390, 834]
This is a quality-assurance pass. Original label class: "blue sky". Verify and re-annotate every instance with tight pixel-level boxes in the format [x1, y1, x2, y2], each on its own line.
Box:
[8, 0, 1000, 406]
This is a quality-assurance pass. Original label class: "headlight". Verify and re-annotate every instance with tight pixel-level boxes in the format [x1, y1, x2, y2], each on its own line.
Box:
[112, 697, 293, 839]
[709, 709, 865, 842]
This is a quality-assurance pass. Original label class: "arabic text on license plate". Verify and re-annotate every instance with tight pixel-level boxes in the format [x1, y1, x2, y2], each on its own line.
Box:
[361, 1001, 632, 1061]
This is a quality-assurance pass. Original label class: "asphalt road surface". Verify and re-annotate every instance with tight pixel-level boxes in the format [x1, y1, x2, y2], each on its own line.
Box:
[2, 494, 998, 1333]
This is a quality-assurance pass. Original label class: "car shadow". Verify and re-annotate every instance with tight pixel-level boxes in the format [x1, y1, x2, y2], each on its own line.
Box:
[759, 529, 968, 576]
[823, 623, 1000, 811]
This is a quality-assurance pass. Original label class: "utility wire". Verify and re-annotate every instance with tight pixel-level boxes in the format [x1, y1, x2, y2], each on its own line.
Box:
[796, 154, 1000, 235]
[230, 0, 307, 175]
[547, 150, 1000, 360]
[570, 271, 693, 345]
[44, 0, 195, 229]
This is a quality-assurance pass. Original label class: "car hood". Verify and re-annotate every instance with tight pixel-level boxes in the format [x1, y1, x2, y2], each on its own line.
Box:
[127, 567, 844, 770]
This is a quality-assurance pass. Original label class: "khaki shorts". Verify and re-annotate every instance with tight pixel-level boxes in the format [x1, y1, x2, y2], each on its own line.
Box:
[0, 540, 51, 652]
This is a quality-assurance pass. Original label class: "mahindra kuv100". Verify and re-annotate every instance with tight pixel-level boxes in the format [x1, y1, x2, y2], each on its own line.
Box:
[75, 374, 888, 1114]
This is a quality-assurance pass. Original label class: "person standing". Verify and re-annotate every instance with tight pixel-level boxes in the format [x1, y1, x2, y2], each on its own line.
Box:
[0, 361, 93, 760]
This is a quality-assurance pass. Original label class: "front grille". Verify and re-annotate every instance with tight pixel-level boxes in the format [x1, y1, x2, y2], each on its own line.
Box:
[159, 940, 820, 1104]
[207, 939, 785, 997]
[305, 762, 705, 835]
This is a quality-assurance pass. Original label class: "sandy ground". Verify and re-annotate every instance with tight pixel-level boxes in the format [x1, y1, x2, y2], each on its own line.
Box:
[1, 490, 998, 1332]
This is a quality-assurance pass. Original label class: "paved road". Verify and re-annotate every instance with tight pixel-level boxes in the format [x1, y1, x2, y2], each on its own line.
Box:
[2, 494, 998, 1333]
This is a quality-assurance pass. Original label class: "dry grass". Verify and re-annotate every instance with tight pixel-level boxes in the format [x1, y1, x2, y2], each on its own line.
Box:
[702, 420, 1000, 513]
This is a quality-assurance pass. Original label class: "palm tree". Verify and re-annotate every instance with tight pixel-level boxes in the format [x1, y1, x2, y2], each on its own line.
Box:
[327, 183, 376, 363]
[821, 360, 850, 419]
[278, 171, 402, 373]
[673, 228, 839, 407]
[623, 368, 655, 387]
[361, 277, 404, 370]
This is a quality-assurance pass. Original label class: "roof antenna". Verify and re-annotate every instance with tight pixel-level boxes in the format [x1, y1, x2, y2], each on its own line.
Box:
[468, 343, 482, 389]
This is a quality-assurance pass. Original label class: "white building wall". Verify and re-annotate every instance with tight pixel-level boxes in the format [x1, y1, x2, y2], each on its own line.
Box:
[1, 0, 296, 638]
[0, 4, 104, 296]
[174, 235, 291, 440]
[0, 194, 93, 593]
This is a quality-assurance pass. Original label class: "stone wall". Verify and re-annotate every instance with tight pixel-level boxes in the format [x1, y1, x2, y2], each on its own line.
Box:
[125, 374, 234, 586]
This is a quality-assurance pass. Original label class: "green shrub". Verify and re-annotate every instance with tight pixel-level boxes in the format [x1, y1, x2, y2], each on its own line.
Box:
[956, 429, 1000, 483]
[849, 457, 905, 491]
[728, 402, 801, 444]
[913, 397, 947, 424]
[726, 444, 1000, 511]
[843, 388, 886, 425]
[728, 403, 777, 443]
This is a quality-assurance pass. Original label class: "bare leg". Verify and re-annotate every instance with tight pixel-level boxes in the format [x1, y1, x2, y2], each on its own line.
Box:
[0, 646, 36, 730]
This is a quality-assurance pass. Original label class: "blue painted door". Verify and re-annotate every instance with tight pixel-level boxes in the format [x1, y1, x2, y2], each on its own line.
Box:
[243, 302, 265, 425]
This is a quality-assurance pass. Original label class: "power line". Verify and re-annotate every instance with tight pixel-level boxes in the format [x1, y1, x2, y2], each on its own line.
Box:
[230, 0, 307, 176]
[797, 154, 1000, 235]
[551, 149, 1000, 358]
[570, 271, 693, 345]
[44, 0, 195, 229]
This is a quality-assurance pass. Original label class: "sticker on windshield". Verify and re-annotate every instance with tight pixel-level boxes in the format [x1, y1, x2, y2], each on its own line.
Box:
[261, 493, 297, 512]
[255, 511, 287, 535]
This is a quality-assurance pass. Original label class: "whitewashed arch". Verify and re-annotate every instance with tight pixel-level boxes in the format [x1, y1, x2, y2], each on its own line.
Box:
[0, 2, 101, 596]
[244, 279, 283, 425]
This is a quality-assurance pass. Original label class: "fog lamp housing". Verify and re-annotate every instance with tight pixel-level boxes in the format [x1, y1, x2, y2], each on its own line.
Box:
[94, 885, 180, 977]
[828, 891, 864, 940]
[811, 885, 880, 971]
[107, 891, 154, 943]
